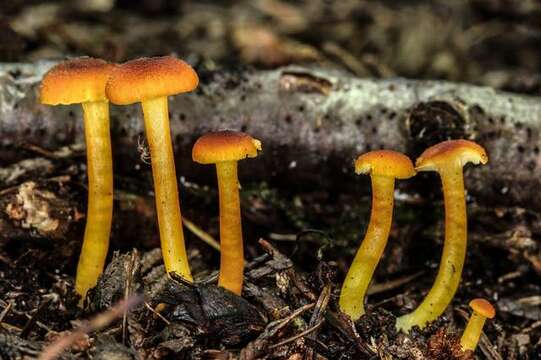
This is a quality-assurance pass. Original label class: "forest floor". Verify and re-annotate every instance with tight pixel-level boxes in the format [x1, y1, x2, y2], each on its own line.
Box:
[1, 1, 540, 359]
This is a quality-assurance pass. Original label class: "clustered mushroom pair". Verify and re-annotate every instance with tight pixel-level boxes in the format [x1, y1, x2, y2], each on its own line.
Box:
[338, 142, 494, 351]
[40, 55, 494, 353]
[40, 56, 258, 301]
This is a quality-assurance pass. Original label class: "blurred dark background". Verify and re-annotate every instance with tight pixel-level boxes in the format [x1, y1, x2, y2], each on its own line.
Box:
[1, 0, 541, 94]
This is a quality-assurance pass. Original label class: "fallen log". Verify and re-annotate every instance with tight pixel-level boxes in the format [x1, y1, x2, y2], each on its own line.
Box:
[1, 62, 540, 209]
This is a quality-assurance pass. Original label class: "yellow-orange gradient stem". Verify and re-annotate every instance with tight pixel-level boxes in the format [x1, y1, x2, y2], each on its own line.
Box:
[141, 97, 192, 281]
[460, 312, 487, 351]
[339, 175, 395, 320]
[396, 166, 466, 331]
[76, 101, 113, 298]
[215, 161, 244, 295]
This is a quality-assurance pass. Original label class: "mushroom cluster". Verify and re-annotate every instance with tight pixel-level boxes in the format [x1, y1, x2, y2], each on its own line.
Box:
[40, 55, 494, 354]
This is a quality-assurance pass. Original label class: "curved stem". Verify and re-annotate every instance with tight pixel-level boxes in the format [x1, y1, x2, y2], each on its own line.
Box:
[460, 312, 486, 351]
[396, 166, 466, 331]
[76, 101, 113, 298]
[339, 175, 395, 320]
[141, 97, 192, 281]
[215, 161, 244, 295]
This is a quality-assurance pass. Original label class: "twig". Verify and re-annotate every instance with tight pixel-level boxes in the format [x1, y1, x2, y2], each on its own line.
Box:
[38, 295, 142, 360]
[268, 320, 324, 350]
[182, 217, 220, 251]
[144, 302, 170, 325]
[367, 272, 424, 295]
[122, 250, 138, 344]
[21, 297, 53, 339]
[305, 285, 331, 360]
[0, 301, 12, 323]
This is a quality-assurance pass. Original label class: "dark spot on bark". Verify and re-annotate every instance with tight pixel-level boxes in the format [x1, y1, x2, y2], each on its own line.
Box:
[355, 118, 362, 126]
[241, 124, 247, 132]
[534, 146, 539, 155]
[526, 127, 532, 139]
[284, 114, 292, 123]
[517, 145, 525, 153]
[240, 95, 246, 102]
[179, 113, 186, 121]
[389, 112, 397, 120]
[8, 69, 21, 79]
[407, 101, 466, 156]
[371, 127, 377, 134]
[469, 104, 485, 117]
[514, 122, 523, 130]
[298, 105, 305, 112]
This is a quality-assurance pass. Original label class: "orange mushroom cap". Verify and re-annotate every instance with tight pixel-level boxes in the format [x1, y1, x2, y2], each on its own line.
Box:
[192, 130, 262, 164]
[415, 140, 488, 172]
[105, 56, 199, 105]
[40, 57, 116, 105]
[355, 150, 415, 179]
[469, 298, 496, 319]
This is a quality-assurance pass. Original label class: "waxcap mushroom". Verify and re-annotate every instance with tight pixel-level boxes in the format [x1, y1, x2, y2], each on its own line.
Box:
[355, 150, 416, 178]
[416, 139, 488, 171]
[41, 57, 116, 105]
[469, 298, 496, 319]
[192, 130, 262, 164]
[105, 56, 199, 105]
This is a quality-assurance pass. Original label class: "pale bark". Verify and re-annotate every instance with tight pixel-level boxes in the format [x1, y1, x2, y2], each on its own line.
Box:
[1, 62, 540, 209]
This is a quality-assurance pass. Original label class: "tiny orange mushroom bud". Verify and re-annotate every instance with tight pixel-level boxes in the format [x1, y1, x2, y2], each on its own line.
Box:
[41, 57, 116, 299]
[192, 130, 262, 295]
[396, 140, 488, 332]
[106, 56, 198, 281]
[460, 298, 496, 351]
[339, 150, 415, 320]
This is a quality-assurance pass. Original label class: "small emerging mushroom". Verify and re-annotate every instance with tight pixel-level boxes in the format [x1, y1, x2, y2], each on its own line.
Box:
[339, 150, 415, 320]
[460, 298, 495, 352]
[192, 130, 262, 295]
[396, 140, 488, 332]
[40, 57, 116, 298]
[106, 56, 198, 281]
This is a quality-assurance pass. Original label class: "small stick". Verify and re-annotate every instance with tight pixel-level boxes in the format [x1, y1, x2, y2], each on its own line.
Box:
[38, 295, 142, 360]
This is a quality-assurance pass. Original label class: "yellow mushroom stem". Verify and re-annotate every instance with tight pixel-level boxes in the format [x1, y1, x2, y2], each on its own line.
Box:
[460, 311, 488, 351]
[141, 96, 192, 281]
[339, 175, 395, 320]
[215, 161, 244, 295]
[76, 101, 113, 297]
[396, 165, 466, 331]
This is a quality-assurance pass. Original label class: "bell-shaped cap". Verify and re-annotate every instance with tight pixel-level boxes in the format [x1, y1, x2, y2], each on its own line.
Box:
[469, 298, 495, 319]
[40, 57, 116, 105]
[192, 130, 262, 164]
[105, 56, 198, 105]
[355, 150, 415, 179]
[416, 140, 488, 172]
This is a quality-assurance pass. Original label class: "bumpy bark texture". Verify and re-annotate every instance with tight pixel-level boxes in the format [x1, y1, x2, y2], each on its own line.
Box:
[1, 62, 540, 209]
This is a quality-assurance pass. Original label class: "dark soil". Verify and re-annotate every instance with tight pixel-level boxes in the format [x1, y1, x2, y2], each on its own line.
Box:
[1, 1, 540, 359]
